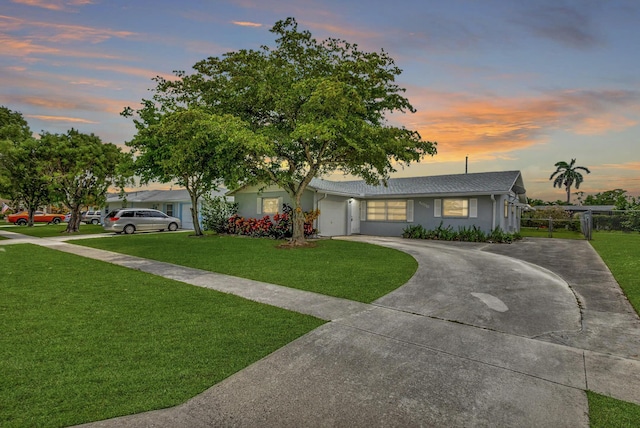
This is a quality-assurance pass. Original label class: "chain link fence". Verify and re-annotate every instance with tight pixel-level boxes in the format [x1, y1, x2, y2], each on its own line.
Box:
[522, 209, 640, 240]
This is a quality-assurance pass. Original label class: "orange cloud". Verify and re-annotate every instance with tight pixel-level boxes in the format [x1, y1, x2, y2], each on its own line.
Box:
[11, 0, 95, 11]
[392, 87, 640, 163]
[26, 114, 97, 123]
[601, 162, 640, 171]
[1, 14, 136, 46]
[231, 21, 263, 27]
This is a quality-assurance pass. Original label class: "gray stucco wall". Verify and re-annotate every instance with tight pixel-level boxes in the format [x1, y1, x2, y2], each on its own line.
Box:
[234, 188, 315, 218]
[360, 196, 500, 237]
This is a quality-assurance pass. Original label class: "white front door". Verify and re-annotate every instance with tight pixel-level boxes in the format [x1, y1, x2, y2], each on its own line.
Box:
[349, 199, 360, 235]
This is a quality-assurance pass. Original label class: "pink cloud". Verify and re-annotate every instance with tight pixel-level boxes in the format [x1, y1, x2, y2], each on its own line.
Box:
[26, 114, 97, 123]
[231, 21, 263, 27]
[391, 87, 640, 163]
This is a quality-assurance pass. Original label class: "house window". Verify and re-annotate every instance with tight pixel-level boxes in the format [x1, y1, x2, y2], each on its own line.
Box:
[166, 203, 173, 217]
[262, 198, 279, 215]
[504, 200, 509, 218]
[443, 199, 468, 217]
[366, 200, 407, 221]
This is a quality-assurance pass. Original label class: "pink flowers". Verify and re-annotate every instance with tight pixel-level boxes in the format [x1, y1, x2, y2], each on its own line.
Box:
[225, 204, 318, 238]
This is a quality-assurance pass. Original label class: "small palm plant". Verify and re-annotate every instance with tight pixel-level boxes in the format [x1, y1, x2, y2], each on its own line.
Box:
[549, 159, 591, 204]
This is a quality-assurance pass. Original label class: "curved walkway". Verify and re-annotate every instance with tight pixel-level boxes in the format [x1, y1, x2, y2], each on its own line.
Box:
[2, 230, 640, 427]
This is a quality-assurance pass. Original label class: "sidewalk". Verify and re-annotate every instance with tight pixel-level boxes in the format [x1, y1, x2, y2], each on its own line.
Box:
[3, 230, 640, 427]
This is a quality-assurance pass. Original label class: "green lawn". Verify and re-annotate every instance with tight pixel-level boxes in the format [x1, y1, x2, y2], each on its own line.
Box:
[588, 231, 640, 424]
[519, 227, 584, 240]
[0, 244, 324, 428]
[590, 231, 640, 315]
[74, 234, 418, 303]
[0, 223, 106, 237]
[587, 392, 640, 428]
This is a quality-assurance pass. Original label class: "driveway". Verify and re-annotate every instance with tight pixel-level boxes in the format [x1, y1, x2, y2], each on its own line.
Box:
[66, 236, 640, 428]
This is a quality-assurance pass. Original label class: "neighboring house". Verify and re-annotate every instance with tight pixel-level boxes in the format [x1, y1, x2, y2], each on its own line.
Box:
[105, 188, 227, 230]
[229, 170, 528, 237]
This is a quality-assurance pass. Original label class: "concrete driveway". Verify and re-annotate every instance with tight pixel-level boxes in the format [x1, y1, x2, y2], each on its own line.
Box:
[63, 235, 640, 428]
[2, 230, 638, 426]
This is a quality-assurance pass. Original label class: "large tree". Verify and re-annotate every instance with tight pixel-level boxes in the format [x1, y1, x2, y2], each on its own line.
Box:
[125, 18, 437, 244]
[125, 107, 262, 236]
[549, 159, 590, 204]
[41, 129, 129, 233]
[0, 106, 53, 226]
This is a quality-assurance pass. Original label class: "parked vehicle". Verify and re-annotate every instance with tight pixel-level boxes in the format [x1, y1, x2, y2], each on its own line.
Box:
[82, 210, 102, 224]
[103, 208, 181, 234]
[6, 211, 65, 225]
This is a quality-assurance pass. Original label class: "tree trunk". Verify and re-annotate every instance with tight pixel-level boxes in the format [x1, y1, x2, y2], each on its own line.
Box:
[189, 192, 203, 236]
[65, 206, 83, 233]
[27, 206, 36, 227]
[290, 193, 306, 245]
[566, 185, 572, 204]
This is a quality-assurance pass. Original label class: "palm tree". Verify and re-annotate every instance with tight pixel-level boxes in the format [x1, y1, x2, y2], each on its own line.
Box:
[549, 159, 591, 204]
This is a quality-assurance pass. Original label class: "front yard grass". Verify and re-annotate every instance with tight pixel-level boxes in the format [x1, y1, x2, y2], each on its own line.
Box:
[519, 227, 584, 240]
[0, 223, 106, 237]
[588, 231, 640, 424]
[590, 231, 640, 315]
[75, 234, 418, 303]
[587, 391, 640, 428]
[0, 244, 324, 428]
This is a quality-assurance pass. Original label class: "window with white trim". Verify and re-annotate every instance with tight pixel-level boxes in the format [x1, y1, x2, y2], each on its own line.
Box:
[262, 198, 280, 215]
[443, 199, 469, 217]
[366, 200, 408, 221]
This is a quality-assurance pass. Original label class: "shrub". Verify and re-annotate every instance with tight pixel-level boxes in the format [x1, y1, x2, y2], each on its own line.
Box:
[402, 223, 520, 243]
[201, 195, 238, 233]
[225, 204, 318, 239]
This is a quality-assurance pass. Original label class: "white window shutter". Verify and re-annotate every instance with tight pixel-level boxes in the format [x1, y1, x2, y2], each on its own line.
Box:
[434, 199, 442, 217]
[277, 197, 283, 213]
[470, 198, 478, 218]
[360, 201, 367, 221]
[257, 197, 262, 214]
[406, 200, 414, 222]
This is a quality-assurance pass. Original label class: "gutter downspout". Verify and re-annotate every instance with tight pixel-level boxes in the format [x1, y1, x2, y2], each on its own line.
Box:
[490, 194, 496, 231]
[316, 192, 328, 234]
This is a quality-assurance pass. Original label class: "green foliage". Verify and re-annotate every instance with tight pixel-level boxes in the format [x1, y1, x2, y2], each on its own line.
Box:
[549, 158, 590, 204]
[201, 195, 238, 233]
[402, 223, 520, 243]
[584, 189, 631, 209]
[0, 244, 323, 427]
[0, 105, 31, 143]
[124, 107, 264, 236]
[0, 107, 52, 223]
[40, 129, 130, 233]
[127, 17, 436, 243]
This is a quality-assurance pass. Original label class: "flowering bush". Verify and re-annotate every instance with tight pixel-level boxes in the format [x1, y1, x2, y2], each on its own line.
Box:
[225, 204, 319, 239]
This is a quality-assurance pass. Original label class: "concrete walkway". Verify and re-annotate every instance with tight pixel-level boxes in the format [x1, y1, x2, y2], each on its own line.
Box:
[2, 230, 639, 427]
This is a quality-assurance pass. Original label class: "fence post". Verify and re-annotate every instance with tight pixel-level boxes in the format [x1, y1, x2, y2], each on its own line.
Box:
[548, 217, 553, 238]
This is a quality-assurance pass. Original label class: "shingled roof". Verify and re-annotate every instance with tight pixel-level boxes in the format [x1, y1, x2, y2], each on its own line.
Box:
[309, 170, 526, 202]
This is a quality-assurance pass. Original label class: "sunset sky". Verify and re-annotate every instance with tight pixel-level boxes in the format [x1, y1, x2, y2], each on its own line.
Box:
[2, 0, 639, 201]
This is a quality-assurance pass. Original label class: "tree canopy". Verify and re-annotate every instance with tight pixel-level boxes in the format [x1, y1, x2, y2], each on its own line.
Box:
[0, 106, 53, 226]
[41, 129, 129, 232]
[125, 107, 263, 235]
[549, 159, 590, 204]
[124, 17, 436, 243]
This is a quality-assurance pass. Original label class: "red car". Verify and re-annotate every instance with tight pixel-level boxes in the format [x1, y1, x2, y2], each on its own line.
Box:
[6, 211, 65, 226]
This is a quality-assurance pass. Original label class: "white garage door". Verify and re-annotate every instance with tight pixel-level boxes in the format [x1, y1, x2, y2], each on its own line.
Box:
[181, 203, 194, 230]
[319, 199, 347, 236]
